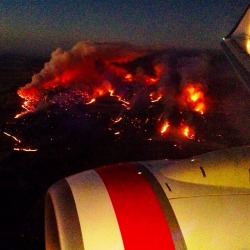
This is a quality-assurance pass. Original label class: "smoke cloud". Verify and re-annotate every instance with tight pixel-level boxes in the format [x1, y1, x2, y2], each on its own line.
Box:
[17, 41, 151, 110]
[14, 40, 250, 147]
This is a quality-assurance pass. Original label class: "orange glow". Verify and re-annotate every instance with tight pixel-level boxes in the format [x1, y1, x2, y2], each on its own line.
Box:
[93, 81, 112, 98]
[15, 44, 207, 145]
[154, 64, 166, 77]
[14, 148, 38, 152]
[145, 76, 159, 84]
[109, 89, 115, 96]
[181, 124, 195, 139]
[120, 100, 131, 110]
[194, 102, 205, 114]
[160, 121, 170, 134]
[3, 132, 38, 151]
[15, 111, 28, 119]
[144, 64, 165, 85]
[15, 49, 167, 118]
[150, 91, 162, 103]
[86, 98, 96, 105]
[3, 132, 21, 143]
[158, 120, 196, 140]
[124, 74, 134, 82]
[179, 83, 206, 114]
[109, 90, 131, 110]
[112, 117, 123, 123]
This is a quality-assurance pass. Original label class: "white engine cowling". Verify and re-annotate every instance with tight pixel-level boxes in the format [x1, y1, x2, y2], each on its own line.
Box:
[45, 146, 250, 250]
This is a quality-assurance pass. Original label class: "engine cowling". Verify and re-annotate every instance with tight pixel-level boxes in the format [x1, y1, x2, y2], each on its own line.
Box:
[45, 146, 250, 250]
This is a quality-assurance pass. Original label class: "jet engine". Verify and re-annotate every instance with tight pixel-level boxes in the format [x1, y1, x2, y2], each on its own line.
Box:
[45, 146, 250, 250]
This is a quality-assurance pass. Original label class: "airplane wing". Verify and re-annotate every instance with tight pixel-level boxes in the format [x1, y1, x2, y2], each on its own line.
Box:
[221, 4, 250, 93]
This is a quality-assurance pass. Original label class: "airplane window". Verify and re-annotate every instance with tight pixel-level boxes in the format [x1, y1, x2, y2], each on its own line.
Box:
[0, 1, 249, 249]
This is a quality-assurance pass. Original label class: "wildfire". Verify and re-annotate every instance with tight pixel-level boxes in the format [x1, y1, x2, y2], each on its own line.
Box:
[14, 148, 38, 152]
[179, 83, 206, 114]
[150, 91, 162, 103]
[109, 90, 130, 110]
[3, 132, 38, 152]
[145, 76, 159, 84]
[15, 112, 27, 119]
[86, 98, 96, 105]
[112, 117, 123, 123]
[93, 81, 112, 98]
[160, 121, 170, 134]
[13, 41, 212, 147]
[14, 42, 164, 119]
[159, 120, 195, 140]
[181, 124, 195, 139]
[3, 132, 21, 143]
[124, 73, 134, 82]
[15, 99, 35, 118]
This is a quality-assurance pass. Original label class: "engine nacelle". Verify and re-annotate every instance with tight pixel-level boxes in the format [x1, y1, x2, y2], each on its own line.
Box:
[46, 146, 250, 250]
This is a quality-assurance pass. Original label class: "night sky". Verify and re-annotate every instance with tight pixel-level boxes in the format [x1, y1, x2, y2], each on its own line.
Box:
[0, 0, 249, 55]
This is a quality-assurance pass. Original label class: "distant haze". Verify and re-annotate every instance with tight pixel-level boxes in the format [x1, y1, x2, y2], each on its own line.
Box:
[0, 1, 249, 55]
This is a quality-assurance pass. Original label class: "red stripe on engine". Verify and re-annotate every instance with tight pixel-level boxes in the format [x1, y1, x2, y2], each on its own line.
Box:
[96, 163, 175, 250]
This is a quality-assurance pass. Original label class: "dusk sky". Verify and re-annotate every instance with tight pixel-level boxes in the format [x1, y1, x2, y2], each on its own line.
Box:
[0, 0, 249, 55]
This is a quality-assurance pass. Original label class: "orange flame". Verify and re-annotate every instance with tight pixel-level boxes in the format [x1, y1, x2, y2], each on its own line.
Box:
[15, 111, 28, 119]
[93, 81, 112, 98]
[3, 132, 21, 143]
[14, 148, 38, 152]
[109, 89, 130, 110]
[124, 73, 134, 82]
[181, 124, 195, 139]
[179, 83, 206, 114]
[160, 120, 170, 134]
[145, 76, 159, 84]
[112, 117, 123, 123]
[15, 45, 207, 146]
[150, 91, 162, 103]
[86, 98, 96, 105]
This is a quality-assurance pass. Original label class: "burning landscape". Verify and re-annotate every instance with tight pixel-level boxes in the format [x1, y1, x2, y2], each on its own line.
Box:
[1, 42, 250, 249]
[2, 42, 235, 153]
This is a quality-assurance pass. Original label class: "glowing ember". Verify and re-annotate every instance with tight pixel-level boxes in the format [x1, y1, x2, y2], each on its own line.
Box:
[14, 148, 38, 152]
[119, 100, 130, 109]
[15, 112, 27, 119]
[3, 132, 21, 143]
[86, 98, 96, 105]
[112, 117, 123, 123]
[194, 102, 205, 114]
[15, 100, 35, 118]
[179, 83, 206, 114]
[3, 131, 38, 151]
[150, 91, 162, 103]
[160, 121, 170, 134]
[145, 76, 159, 84]
[124, 73, 134, 82]
[109, 89, 114, 96]
[109, 91, 131, 110]
[181, 124, 195, 139]
[93, 81, 112, 98]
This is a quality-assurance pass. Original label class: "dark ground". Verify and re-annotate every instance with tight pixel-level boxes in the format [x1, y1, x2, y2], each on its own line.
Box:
[0, 51, 249, 249]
